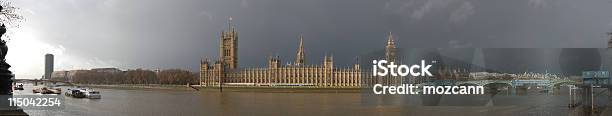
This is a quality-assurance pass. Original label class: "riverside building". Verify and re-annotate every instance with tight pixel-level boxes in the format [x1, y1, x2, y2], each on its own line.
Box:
[199, 19, 399, 87]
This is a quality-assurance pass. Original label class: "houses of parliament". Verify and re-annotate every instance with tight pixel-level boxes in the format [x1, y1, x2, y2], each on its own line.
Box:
[200, 19, 398, 87]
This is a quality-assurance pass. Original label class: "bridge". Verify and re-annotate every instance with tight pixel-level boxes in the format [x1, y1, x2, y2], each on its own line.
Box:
[419, 79, 577, 88]
[12, 79, 75, 86]
[415, 79, 577, 94]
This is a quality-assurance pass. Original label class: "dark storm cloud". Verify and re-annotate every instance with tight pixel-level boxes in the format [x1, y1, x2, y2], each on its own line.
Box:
[13, 0, 612, 73]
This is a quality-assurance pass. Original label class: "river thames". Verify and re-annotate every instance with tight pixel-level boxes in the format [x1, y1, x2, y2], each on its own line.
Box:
[12, 84, 584, 116]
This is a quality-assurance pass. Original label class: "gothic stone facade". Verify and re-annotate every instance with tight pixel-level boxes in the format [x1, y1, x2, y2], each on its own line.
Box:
[201, 56, 362, 87]
[200, 20, 402, 87]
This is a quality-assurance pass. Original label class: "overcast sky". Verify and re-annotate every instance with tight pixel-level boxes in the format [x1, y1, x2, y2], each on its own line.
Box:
[5, 0, 612, 79]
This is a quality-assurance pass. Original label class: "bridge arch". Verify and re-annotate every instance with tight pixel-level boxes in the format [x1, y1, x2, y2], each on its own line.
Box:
[458, 83, 478, 86]
[483, 82, 512, 88]
[552, 81, 576, 88]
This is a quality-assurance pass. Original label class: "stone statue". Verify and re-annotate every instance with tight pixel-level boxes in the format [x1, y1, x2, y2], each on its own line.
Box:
[0, 22, 11, 95]
[0, 3, 27, 115]
[0, 2, 23, 95]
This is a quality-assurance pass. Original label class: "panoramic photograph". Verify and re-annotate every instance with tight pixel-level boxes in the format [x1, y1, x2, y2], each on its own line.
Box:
[0, 0, 612, 116]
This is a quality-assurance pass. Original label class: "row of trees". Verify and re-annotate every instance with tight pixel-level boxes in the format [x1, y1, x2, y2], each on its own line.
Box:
[54, 69, 197, 85]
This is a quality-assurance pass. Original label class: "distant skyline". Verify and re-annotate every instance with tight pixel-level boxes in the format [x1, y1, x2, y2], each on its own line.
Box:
[4, 0, 612, 79]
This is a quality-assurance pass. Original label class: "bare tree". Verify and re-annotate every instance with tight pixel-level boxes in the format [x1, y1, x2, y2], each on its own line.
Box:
[0, 1, 23, 41]
[159, 69, 197, 85]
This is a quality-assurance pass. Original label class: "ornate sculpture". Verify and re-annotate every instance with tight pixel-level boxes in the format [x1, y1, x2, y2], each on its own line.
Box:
[0, 22, 11, 95]
[0, 3, 27, 115]
[0, 1, 23, 95]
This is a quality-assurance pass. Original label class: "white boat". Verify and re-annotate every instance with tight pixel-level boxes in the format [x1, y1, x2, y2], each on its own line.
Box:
[13, 83, 23, 90]
[65, 88, 86, 98]
[82, 89, 101, 99]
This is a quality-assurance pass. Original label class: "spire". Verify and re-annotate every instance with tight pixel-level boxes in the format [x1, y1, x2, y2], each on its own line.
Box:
[387, 32, 395, 48]
[228, 16, 233, 30]
[385, 32, 396, 62]
[201, 57, 209, 63]
[296, 33, 305, 66]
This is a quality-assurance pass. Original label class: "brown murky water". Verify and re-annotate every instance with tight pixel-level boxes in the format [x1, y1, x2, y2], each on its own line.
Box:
[14, 84, 582, 116]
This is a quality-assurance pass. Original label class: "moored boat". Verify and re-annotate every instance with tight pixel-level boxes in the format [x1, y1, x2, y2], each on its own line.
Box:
[65, 88, 86, 98]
